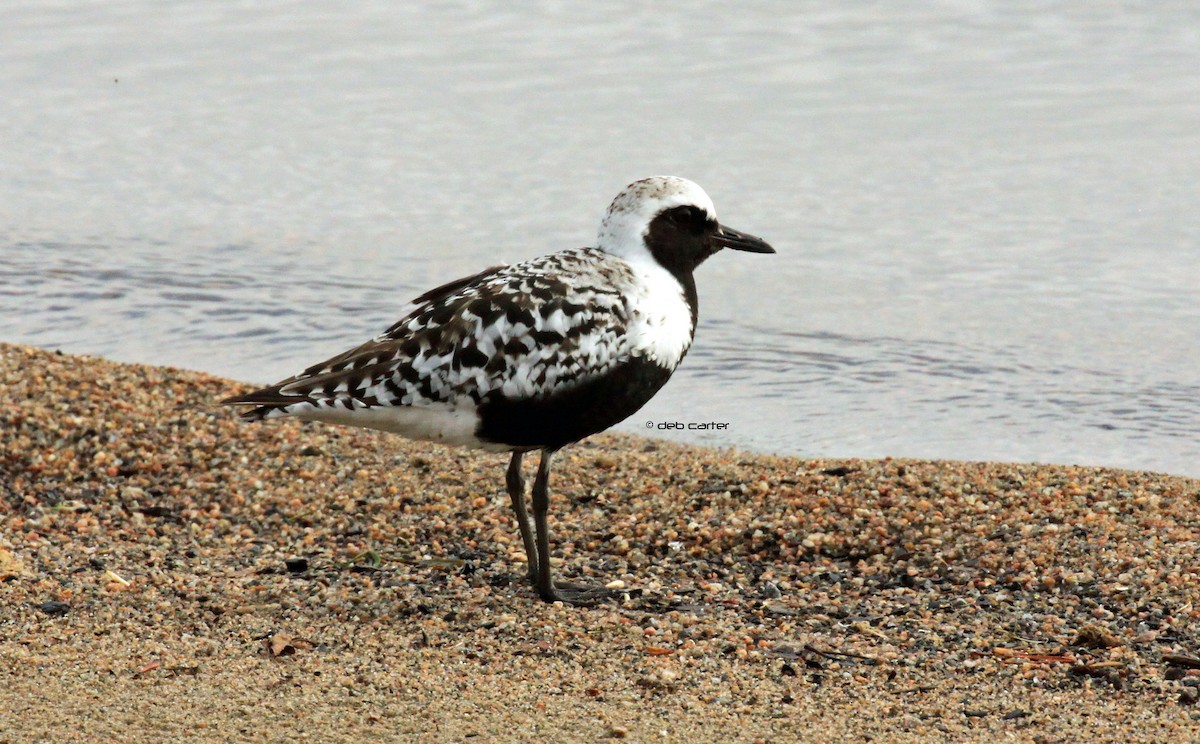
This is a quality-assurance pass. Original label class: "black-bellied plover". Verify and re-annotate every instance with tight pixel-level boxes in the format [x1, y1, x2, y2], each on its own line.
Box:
[222, 176, 774, 604]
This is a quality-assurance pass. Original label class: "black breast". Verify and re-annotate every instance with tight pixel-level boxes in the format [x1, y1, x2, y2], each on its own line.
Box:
[475, 356, 675, 450]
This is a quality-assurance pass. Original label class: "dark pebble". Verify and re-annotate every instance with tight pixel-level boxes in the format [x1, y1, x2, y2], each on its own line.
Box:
[36, 601, 70, 616]
[138, 505, 176, 519]
[285, 557, 309, 573]
[1163, 653, 1200, 669]
[820, 466, 856, 477]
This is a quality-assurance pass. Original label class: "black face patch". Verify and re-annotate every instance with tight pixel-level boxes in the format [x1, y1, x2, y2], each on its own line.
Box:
[644, 205, 720, 275]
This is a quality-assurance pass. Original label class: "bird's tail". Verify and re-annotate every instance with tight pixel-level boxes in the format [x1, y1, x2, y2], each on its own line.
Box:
[221, 388, 306, 422]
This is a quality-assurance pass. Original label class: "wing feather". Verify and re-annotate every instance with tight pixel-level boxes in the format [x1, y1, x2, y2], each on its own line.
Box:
[222, 249, 637, 420]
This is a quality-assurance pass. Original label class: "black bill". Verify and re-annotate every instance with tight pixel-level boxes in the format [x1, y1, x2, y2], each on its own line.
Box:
[715, 224, 775, 254]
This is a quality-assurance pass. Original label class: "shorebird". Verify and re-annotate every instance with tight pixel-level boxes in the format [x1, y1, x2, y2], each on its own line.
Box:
[222, 176, 774, 604]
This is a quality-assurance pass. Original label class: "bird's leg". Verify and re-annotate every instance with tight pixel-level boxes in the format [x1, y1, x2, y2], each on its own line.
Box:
[531, 448, 619, 606]
[531, 449, 557, 601]
[505, 450, 538, 583]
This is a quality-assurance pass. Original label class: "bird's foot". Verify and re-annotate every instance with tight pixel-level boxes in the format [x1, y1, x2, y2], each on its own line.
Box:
[537, 580, 623, 607]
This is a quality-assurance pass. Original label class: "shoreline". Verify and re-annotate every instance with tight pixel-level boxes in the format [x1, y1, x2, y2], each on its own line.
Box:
[2, 342, 1198, 741]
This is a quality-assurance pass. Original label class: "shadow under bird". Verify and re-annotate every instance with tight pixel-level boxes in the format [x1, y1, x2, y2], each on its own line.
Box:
[222, 176, 774, 604]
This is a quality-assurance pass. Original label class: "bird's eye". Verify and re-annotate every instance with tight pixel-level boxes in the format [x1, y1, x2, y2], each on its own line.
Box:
[669, 206, 707, 231]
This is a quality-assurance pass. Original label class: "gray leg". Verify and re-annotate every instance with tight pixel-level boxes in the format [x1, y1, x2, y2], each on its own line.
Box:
[506, 451, 538, 583]
[532, 449, 557, 601]
[529, 448, 621, 605]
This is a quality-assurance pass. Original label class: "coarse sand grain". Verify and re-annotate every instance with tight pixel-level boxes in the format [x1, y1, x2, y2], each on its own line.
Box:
[2, 342, 1199, 742]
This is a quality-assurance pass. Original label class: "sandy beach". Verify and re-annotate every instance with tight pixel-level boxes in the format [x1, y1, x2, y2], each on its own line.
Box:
[1, 342, 1198, 742]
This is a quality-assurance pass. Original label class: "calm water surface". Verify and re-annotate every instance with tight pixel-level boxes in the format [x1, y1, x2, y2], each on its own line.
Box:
[2, 3, 1198, 476]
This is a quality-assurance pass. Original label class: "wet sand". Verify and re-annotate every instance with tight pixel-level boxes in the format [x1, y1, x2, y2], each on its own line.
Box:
[2, 342, 1198, 742]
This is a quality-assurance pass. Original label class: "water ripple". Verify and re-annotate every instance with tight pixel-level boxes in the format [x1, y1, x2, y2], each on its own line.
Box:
[3, 235, 1198, 476]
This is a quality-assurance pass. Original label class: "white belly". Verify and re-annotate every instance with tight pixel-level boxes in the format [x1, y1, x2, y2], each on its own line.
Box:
[296, 403, 510, 453]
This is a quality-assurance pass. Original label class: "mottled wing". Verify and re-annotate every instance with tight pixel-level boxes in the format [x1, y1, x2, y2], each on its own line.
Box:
[405, 264, 508, 309]
[222, 249, 635, 420]
[221, 264, 510, 413]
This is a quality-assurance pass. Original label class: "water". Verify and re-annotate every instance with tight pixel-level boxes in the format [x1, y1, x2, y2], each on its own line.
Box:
[2, 2, 1198, 477]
